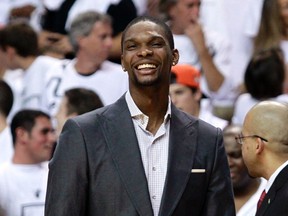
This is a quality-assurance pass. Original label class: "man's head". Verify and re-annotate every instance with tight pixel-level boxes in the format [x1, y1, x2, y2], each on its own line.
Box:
[11, 109, 56, 163]
[160, 0, 201, 34]
[0, 80, 13, 118]
[55, 88, 104, 136]
[241, 101, 288, 179]
[0, 21, 38, 69]
[169, 64, 201, 116]
[69, 11, 113, 63]
[223, 124, 252, 191]
[121, 16, 179, 89]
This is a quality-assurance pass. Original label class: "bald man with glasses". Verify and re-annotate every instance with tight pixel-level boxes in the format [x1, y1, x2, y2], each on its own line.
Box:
[238, 100, 288, 216]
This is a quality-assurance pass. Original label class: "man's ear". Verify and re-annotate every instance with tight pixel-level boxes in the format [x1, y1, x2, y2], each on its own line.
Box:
[15, 127, 29, 145]
[255, 138, 265, 155]
[194, 88, 202, 102]
[121, 55, 127, 72]
[172, 49, 179, 66]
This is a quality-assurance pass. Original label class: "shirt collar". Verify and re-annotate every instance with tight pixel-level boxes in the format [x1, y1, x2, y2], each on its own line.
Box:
[265, 160, 288, 192]
[125, 91, 171, 123]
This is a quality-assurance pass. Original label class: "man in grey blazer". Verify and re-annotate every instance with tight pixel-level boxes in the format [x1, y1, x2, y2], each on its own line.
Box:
[45, 16, 235, 216]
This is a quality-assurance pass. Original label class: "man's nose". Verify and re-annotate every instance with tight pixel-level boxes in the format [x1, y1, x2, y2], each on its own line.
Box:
[137, 48, 153, 57]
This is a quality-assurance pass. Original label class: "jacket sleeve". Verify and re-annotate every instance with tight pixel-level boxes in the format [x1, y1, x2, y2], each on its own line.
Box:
[203, 128, 236, 216]
[45, 118, 88, 216]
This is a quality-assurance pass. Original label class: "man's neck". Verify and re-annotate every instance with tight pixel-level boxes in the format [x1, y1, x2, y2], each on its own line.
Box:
[18, 56, 37, 70]
[131, 88, 169, 135]
[74, 58, 101, 75]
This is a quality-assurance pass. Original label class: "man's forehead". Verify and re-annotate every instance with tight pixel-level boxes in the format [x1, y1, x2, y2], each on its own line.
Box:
[125, 21, 165, 39]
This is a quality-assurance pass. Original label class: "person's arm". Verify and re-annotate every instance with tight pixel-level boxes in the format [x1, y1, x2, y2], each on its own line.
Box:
[45, 119, 88, 216]
[185, 22, 224, 92]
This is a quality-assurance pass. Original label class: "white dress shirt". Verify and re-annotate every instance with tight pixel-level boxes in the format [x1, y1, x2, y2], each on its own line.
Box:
[125, 91, 170, 216]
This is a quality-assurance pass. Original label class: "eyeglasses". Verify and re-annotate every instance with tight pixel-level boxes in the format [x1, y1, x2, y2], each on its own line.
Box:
[235, 134, 268, 145]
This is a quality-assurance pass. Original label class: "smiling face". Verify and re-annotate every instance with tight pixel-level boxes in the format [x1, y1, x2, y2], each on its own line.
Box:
[23, 116, 56, 163]
[121, 20, 179, 90]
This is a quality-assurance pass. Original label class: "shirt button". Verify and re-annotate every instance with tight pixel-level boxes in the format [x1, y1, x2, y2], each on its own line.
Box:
[152, 167, 156, 171]
[152, 195, 156, 199]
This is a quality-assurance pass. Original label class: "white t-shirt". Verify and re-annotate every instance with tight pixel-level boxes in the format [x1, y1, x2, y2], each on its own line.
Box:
[21, 55, 61, 111]
[0, 162, 48, 216]
[43, 59, 128, 115]
[200, 0, 264, 91]
[0, 126, 13, 165]
[199, 99, 228, 129]
[232, 93, 288, 125]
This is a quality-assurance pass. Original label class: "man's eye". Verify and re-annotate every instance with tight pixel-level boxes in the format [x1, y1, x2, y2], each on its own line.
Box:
[127, 44, 136, 49]
[151, 43, 162, 47]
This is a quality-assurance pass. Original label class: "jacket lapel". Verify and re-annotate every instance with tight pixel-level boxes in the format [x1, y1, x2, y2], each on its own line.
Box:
[99, 96, 153, 216]
[159, 106, 198, 216]
[256, 164, 288, 216]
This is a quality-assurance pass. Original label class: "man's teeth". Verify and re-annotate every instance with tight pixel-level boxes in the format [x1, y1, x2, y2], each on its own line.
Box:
[137, 64, 156, 69]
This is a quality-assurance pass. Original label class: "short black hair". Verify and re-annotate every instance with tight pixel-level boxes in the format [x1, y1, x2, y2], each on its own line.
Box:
[121, 16, 174, 51]
[10, 109, 50, 145]
[64, 88, 104, 115]
[0, 21, 38, 57]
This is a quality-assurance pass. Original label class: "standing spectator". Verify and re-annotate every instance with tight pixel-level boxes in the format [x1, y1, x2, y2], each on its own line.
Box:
[55, 87, 103, 136]
[0, 109, 56, 216]
[223, 124, 266, 216]
[169, 64, 228, 129]
[0, 21, 61, 113]
[238, 101, 288, 215]
[45, 16, 235, 216]
[43, 11, 128, 116]
[0, 80, 14, 164]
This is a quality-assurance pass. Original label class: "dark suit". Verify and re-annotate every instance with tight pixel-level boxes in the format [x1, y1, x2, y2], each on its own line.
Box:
[45, 95, 235, 216]
[256, 164, 288, 216]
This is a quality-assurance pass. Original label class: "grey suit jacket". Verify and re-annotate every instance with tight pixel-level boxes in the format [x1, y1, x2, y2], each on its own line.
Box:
[45, 95, 235, 216]
[256, 164, 288, 216]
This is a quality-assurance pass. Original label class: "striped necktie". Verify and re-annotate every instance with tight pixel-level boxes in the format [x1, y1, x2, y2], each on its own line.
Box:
[257, 190, 267, 209]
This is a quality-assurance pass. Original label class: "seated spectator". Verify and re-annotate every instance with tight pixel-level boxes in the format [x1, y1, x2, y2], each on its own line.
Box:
[43, 11, 128, 116]
[223, 124, 266, 216]
[0, 21, 61, 113]
[0, 80, 14, 164]
[55, 87, 104, 136]
[0, 109, 56, 216]
[169, 64, 228, 129]
[232, 48, 288, 125]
